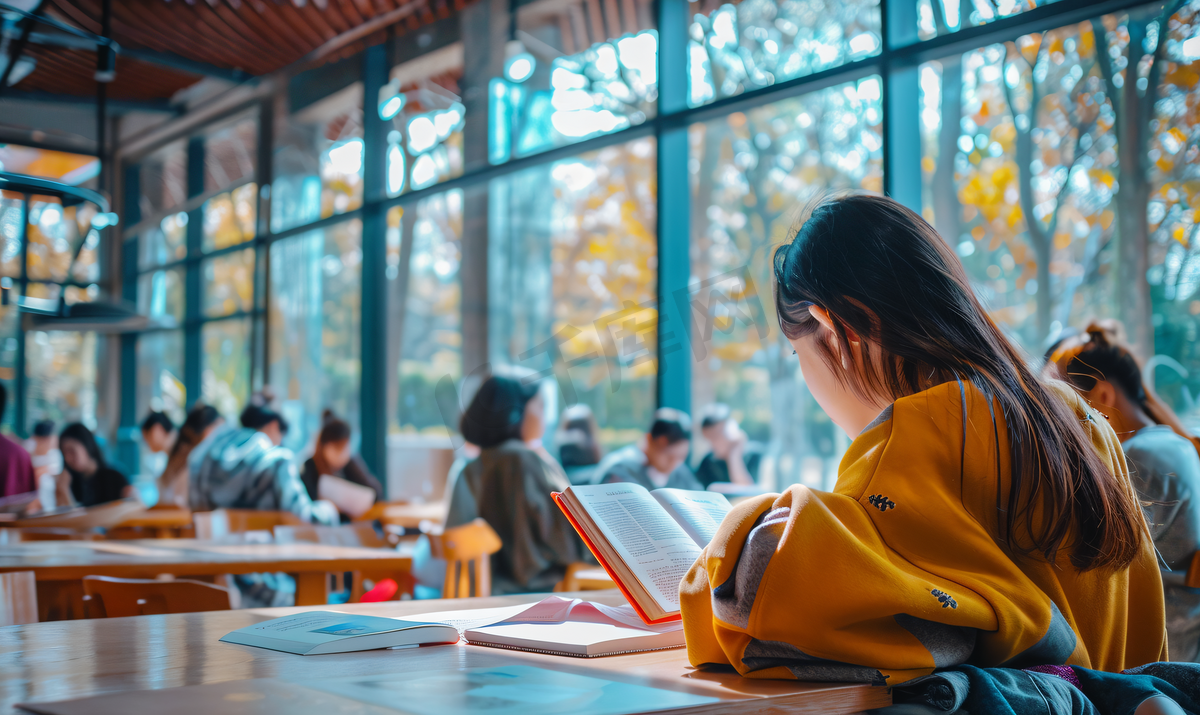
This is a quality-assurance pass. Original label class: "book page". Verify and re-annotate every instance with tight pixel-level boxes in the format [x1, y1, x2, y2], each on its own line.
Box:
[569, 484, 701, 615]
[650, 489, 732, 547]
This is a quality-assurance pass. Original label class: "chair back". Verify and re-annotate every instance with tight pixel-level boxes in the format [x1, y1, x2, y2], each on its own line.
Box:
[554, 562, 616, 592]
[82, 576, 232, 618]
[0, 571, 37, 626]
[193, 509, 302, 540]
[273, 523, 391, 548]
[425, 518, 502, 599]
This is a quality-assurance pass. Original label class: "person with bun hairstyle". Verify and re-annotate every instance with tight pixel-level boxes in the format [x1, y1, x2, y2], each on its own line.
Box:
[300, 410, 383, 518]
[445, 372, 589, 594]
[1053, 322, 1200, 662]
[680, 194, 1194, 712]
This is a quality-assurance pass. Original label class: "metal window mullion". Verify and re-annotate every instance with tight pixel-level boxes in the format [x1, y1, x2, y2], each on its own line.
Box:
[360, 42, 389, 482]
[118, 161, 141, 470]
[14, 194, 29, 435]
[183, 136, 205, 409]
[655, 0, 690, 414]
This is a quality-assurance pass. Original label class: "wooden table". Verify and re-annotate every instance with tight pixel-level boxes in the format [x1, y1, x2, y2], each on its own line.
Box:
[109, 508, 193, 538]
[0, 540, 412, 619]
[0, 591, 890, 714]
[364, 501, 446, 530]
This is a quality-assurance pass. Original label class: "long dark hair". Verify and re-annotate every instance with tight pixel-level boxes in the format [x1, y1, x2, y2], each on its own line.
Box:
[460, 374, 539, 449]
[161, 405, 222, 488]
[59, 422, 106, 477]
[1054, 322, 1200, 455]
[773, 194, 1144, 572]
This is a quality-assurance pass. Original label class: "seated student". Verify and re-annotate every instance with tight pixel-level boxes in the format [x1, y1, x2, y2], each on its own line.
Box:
[140, 411, 176, 457]
[694, 403, 763, 488]
[25, 420, 63, 483]
[60, 423, 136, 507]
[189, 402, 336, 525]
[157, 405, 223, 509]
[593, 408, 702, 491]
[680, 195, 1180, 711]
[300, 410, 383, 518]
[0, 384, 33, 499]
[555, 403, 604, 485]
[1052, 323, 1200, 662]
[446, 373, 589, 594]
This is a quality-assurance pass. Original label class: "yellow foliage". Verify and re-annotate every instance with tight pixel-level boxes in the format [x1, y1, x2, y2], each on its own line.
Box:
[1053, 232, 1072, 250]
[1008, 204, 1024, 227]
[1158, 157, 1175, 173]
[1174, 226, 1187, 246]
[1099, 210, 1114, 230]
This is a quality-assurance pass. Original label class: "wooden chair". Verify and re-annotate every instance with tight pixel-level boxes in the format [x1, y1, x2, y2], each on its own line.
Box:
[424, 518, 503, 599]
[273, 523, 412, 601]
[0, 571, 37, 626]
[82, 576, 232, 618]
[193, 509, 302, 540]
[554, 562, 617, 592]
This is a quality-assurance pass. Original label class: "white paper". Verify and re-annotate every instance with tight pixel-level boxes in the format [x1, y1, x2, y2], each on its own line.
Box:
[411, 596, 682, 636]
[650, 489, 732, 547]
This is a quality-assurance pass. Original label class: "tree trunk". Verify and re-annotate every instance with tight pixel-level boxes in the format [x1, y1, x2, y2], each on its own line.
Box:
[1013, 102, 1053, 344]
[1115, 20, 1155, 360]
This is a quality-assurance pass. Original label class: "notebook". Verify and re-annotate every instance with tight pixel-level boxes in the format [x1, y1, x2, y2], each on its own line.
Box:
[317, 474, 376, 519]
[415, 595, 685, 658]
[220, 611, 460, 655]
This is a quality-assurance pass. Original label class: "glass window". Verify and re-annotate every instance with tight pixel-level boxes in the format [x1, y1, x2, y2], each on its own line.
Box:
[690, 78, 883, 490]
[385, 46, 465, 196]
[202, 318, 251, 421]
[204, 111, 258, 193]
[139, 140, 188, 218]
[137, 269, 185, 327]
[1, 195, 23, 277]
[139, 212, 189, 269]
[388, 193, 464, 435]
[272, 85, 364, 233]
[25, 198, 99, 282]
[136, 331, 185, 426]
[1146, 0, 1200, 421]
[202, 183, 257, 252]
[488, 20, 658, 165]
[0, 145, 99, 186]
[26, 330, 97, 430]
[917, 0, 1062, 40]
[489, 138, 658, 447]
[0, 298, 17, 432]
[922, 23, 1120, 350]
[202, 247, 255, 317]
[687, 0, 881, 107]
[268, 219, 362, 455]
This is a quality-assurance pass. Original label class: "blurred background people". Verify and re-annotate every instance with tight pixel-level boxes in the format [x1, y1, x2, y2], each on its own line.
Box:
[0, 384, 34, 499]
[301, 409, 383, 520]
[140, 411, 176, 457]
[60, 422, 135, 507]
[555, 403, 604, 485]
[593, 408, 701, 491]
[239, 402, 288, 446]
[695, 403, 763, 488]
[157, 405, 223, 508]
[1052, 322, 1200, 661]
[445, 373, 588, 594]
[189, 401, 334, 524]
[26, 419, 63, 483]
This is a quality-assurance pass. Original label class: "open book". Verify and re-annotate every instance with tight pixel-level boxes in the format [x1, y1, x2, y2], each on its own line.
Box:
[552, 484, 732, 624]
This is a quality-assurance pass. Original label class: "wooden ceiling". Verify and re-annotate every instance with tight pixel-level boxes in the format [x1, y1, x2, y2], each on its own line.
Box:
[12, 0, 470, 104]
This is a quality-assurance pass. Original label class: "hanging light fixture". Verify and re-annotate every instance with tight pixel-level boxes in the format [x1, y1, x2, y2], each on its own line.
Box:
[504, 40, 536, 83]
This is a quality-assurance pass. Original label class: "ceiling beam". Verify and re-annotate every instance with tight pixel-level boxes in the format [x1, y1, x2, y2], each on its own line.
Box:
[1, 88, 175, 112]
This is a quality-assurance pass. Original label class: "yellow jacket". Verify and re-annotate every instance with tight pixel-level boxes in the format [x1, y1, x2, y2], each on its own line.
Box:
[680, 380, 1167, 685]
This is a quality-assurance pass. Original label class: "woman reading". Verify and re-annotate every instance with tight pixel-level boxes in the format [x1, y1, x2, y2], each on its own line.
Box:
[680, 195, 1189, 713]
